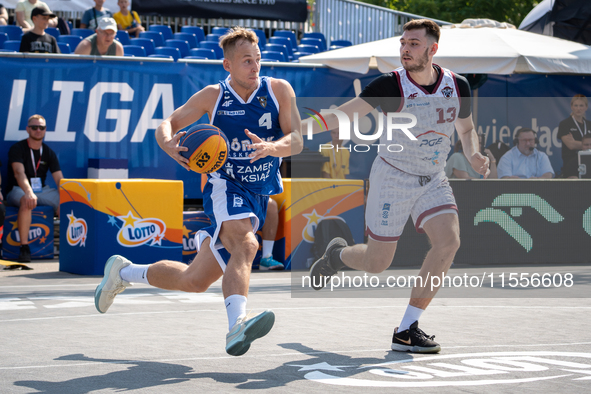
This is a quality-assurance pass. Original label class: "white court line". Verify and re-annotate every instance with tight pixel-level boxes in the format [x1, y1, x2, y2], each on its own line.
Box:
[3, 304, 591, 323]
[1, 342, 591, 371]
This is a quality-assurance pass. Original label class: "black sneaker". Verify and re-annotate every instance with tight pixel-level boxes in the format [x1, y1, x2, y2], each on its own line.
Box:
[391, 321, 441, 353]
[309, 237, 347, 291]
[18, 245, 31, 263]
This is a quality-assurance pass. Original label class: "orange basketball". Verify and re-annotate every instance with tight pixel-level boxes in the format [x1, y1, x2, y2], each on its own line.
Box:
[179, 124, 229, 174]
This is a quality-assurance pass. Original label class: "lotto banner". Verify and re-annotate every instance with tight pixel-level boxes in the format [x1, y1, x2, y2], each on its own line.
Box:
[59, 179, 183, 275]
[2, 206, 54, 260]
[279, 179, 365, 270]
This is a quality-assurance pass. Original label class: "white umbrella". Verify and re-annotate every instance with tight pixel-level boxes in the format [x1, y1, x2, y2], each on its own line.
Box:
[299, 26, 591, 75]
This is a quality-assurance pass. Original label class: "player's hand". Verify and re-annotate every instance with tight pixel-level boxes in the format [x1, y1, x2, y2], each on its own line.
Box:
[164, 131, 190, 170]
[470, 152, 491, 179]
[245, 129, 275, 163]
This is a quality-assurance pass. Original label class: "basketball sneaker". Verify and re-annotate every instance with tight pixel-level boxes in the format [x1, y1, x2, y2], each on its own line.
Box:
[94, 255, 132, 314]
[259, 256, 284, 270]
[391, 321, 441, 353]
[309, 237, 347, 291]
[225, 310, 275, 356]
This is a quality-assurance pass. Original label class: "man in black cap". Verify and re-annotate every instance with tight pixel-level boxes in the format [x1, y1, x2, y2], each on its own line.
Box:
[19, 6, 60, 53]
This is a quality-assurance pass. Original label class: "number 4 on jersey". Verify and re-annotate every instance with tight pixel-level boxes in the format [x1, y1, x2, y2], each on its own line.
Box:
[259, 113, 272, 129]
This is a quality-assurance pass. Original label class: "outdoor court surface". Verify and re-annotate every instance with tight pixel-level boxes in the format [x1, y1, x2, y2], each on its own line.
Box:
[1, 259, 591, 393]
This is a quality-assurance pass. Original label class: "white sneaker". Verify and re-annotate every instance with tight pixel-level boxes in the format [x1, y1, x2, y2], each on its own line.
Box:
[225, 310, 275, 356]
[94, 255, 132, 313]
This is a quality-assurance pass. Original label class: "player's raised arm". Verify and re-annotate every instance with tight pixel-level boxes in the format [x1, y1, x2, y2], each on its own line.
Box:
[155, 85, 220, 170]
[301, 96, 375, 136]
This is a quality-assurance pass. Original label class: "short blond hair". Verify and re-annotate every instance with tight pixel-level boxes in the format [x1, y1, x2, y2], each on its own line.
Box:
[219, 27, 258, 59]
[28, 114, 45, 125]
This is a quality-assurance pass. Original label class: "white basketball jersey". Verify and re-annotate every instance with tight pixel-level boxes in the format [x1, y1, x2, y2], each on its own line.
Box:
[379, 66, 461, 176]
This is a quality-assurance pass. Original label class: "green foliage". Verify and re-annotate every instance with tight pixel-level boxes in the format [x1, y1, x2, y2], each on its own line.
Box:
[383, 0, 539, 26]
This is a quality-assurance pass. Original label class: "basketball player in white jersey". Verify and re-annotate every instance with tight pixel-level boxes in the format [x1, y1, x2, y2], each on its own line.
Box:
[94, 28, 303, 356]
[308, 19, 490, 353]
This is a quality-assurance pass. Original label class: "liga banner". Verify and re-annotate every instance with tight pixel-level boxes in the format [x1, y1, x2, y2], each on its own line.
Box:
[133, 0, 308, 23]
[59, 179, 183, 275]
[278, 179, 365, 271]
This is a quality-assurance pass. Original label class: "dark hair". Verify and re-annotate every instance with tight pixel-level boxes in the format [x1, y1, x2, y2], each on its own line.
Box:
[403, 19, 441, 43]
[515, 127, 535, 140]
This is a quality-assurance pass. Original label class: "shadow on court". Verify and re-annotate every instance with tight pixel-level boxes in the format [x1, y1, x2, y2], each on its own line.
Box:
[14, 344, 414, 392]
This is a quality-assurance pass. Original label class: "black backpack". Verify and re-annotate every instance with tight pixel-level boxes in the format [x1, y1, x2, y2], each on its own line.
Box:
[311, 218, 355, 259]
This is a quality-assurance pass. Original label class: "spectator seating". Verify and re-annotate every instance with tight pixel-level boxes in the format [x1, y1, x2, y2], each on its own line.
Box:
[116, 30, 131, 46]
[173, 32, 198, 49]
[0, 25, 23, 41]
[199, 41, 223, 59]
[331, 39, 352, 47]
[300, 37, 325, 52]
[57, 42, 71, 53]
[46, 27, 60, 39]
[0, 48, 16, 52]
[3, 40, 21, 51]
[139, 31, 164, 48]
[148, 54, 173, 59]
[264, 43, 289, 61]
[154, 46, 180, 61]
[273, 30, 297, 52]
[261, 51, 285, 62]
[181, 26, 205, 44]
[188, 47, 216, 59]
[212, 27, 230, 35]
[71, 28, 94, 38]
[164, 39, 190, 58]
[184, 56, 207, 60]
[303, 32, 327, 51]
[149, 25, 173, 41]
[269, 36, 293, 57]
[0, 32, 8, 49]
[58, 35, 83, 50]
[292, 51, 312, 60]
[123, 44, 146, 57]
[130, 38, 155, 55]
[297, 44, 320, 54]
[205, 33, 221, 42]
[250, 29, 266, 50]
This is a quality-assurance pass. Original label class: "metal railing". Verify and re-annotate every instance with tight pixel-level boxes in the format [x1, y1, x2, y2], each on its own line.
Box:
[313, 0, 451, 45]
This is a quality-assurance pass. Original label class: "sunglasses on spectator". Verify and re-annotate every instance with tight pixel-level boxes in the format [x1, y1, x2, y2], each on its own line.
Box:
[28, 125, 46, 130]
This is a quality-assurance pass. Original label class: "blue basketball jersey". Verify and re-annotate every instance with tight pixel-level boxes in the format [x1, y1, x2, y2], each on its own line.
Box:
[210, 76, 284, 196]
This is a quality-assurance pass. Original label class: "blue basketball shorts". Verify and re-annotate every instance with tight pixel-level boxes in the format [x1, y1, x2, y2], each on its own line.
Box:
[196, 175, 269, 271]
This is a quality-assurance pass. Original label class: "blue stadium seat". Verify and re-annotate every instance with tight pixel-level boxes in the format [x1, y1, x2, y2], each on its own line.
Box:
[292, 51, 312, 60]
[116, 30, 131, 46]
[300, 37, 325, 52]
[0, 25, 23, 41]
[71, 28, 94, 38]
[46, 27, 60, 39]
[261, 51, 285, 62]
[188, 47, 216, 59]
[173, 32, 198, 49]
[212, 27, 231, 36]
[0, 48, 16, 52]
[154, 46, 180, 61]
[139, 31, 164, 48]
[297, 44, 320, 54]
[0, 32, 8, 49]
[269, 37, 293, 57]
[184, 56, 207, 60]
[303, 32, 327, 51]
[130, 38, 155, 55]
[331, 39, 352, 47]
[250, 29, 266, 50]
[3, 40, 21, 51]
[181, 26, 205, 44]
[199, 41, 223, 59]
[148, 54, 173, 59]
[58, 35, 83, 50]
[57, 42, 71, 53]
[149, 25, 173, 41]
[264, 43, 289, 61]
[273, 30, 297, 51]
[123, 45, 146, 57]
[164, 39, 190, 58]
[205, 33, 221, 42]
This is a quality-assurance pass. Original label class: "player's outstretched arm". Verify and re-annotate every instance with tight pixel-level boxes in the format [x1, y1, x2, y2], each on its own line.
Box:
[456, 114, 490, 178]
[301, 97, 375, 136]
[155, 85, 219, 170]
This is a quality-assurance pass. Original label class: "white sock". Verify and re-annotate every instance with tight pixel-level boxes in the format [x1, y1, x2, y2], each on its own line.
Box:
[119, 264, 150, 285]
[225, 294, 247, 331]
[262, 240, 274, 258]
[399, 305, 424, 332]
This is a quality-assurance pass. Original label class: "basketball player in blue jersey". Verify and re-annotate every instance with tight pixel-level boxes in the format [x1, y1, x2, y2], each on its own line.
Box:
[94, 27, 303, 356]
[306, 20, 490, 353]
